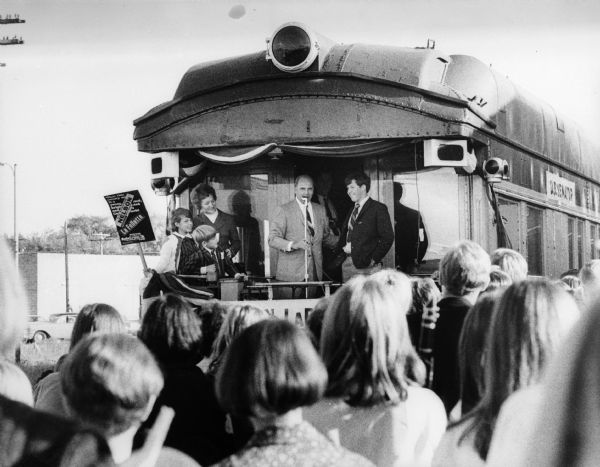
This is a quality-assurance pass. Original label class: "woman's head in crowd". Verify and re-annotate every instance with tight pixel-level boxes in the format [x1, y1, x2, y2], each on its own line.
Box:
[458, 292, 499, 414]
[440, 241, 491, 297]
[490, 248, 528, 282]
[192, 184, 218, 216]
[460, 279, 580, 460]
[197, 300, 228, 359]
[216, 319, 327, 420]
[578, 259, 600, 287]
[139, 294, 204, 365]
[61, 333, 163, 438]
[521, 297, 600, 466]
[410, 277, 441, 315]
[320, 272, 424, 406]
[371, 269, 414, 315]
[306, 296, 329, 350]
[70, 303, 126, 351]
[208, 303, 270, 374]
[485, 266, 512, 292]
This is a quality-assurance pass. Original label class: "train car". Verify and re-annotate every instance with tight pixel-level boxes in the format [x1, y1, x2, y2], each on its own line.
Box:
[133, 22, 600, 313]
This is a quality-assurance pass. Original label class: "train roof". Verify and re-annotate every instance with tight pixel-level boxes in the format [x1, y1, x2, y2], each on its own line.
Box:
[133, 34, 599, 180]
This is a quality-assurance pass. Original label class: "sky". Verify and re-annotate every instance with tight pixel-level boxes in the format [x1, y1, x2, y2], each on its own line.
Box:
[1, 0, 599, 236]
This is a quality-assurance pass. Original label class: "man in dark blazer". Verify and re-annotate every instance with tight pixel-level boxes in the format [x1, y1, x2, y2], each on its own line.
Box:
[338, 171, 394, 282]
[432, 240, 491, 414]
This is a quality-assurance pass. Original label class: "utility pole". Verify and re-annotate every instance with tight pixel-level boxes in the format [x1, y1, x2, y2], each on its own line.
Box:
[64, 220, 72, 313]
[0, 162, 17, 270]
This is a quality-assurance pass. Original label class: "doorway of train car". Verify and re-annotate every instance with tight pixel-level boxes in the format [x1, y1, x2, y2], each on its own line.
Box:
[187, 160, 272, 277]
[290, 157, 364, 282]
[391, 166, 463, 275]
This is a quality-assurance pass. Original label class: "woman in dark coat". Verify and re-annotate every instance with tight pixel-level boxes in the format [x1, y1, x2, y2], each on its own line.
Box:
[191, 184, 240, 259]
[139, 293, 231, 465]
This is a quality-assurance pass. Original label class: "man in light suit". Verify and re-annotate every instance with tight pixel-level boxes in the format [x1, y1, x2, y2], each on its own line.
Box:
[339, 171, 394, 282]
[269, 175, 338, 298]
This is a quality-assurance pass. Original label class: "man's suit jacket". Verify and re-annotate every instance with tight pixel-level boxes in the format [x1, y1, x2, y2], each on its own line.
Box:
[193, 210, 241, 257]
[339, 197, 394, 269]
[269, 200, 337, 281]
[198, 246, 240, 279]
[431, 296, 472, 415]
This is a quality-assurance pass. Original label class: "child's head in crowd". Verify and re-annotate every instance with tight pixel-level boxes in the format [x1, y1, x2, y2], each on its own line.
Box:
[440, 241, 491, 299]
[197, 300, 228, 359]
[171, 208, 193, 235]
[410, 277, 441, 315]
[216, 319, 327, 422]
[70, 303, 126, 351]
[193, 225, 219, 250]
[208, 303, 270, 375]
[139, 294, 204, 365]
[490, 248, 528, 282]
[61, 333, 163, 463]
[485, 266, 512, 292]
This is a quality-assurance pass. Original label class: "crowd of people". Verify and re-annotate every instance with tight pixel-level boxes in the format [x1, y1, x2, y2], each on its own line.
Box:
[4, 233, 600, 466]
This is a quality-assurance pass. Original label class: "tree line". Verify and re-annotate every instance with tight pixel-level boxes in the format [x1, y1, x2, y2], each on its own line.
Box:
[5, 215, 167, 255]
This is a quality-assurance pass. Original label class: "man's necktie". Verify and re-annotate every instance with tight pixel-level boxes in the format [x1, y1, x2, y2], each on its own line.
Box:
[346, 203, 360, 243]
[323, 197, 332, 219]
[212, 250, 222, 277]
[305, 205, 315, 237]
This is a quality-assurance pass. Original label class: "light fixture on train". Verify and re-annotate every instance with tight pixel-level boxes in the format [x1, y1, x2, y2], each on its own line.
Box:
[150, 151, 179, 196]
[423, 139, 477, 174]
[483, 158, 509, 184]
[266, 22, 331, 72]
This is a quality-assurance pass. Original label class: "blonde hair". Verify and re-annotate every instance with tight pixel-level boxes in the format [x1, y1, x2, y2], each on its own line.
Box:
[320, 272, 423, 406]
[490, 248, 528, 282]
[208, 304, 270, 375]
[457, 279, 580, 460]
[440, 241, 491, 296]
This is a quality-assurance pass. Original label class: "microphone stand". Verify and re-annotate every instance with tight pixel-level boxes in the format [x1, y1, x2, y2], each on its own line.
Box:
[303, 198, 309, 299]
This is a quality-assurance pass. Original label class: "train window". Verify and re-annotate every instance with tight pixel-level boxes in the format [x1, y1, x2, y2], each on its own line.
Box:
[497, 197, 521, 250]
[527, 205, 544, 276]
[591, 224, 599, 259]
[393, 168, 461, 273]
[568, 217, 575, 269]
[577, 219, 584, 267]
[567, 216, 583, 270]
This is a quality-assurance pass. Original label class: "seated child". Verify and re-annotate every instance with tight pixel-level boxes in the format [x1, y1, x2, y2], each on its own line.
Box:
[155, 208, 200, 275]
[192, 225, 244, 281]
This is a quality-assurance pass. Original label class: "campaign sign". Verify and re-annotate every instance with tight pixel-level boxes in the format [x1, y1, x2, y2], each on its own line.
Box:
[105, 190, 156, 245]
